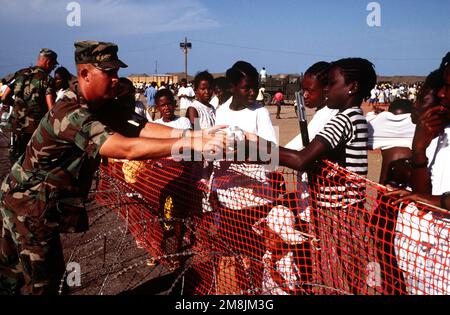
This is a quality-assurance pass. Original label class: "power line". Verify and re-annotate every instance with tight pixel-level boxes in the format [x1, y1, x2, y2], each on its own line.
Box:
[190, 39, 441, 61]
[122, 41, 179, 54]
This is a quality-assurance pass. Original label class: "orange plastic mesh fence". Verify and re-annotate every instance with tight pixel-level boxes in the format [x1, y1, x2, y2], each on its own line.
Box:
[95, 158, 450, 295]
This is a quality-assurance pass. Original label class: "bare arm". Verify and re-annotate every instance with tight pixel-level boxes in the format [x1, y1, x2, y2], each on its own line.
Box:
[139, 123, 228, 139]
[139, 121, 185, 138]
[99, 132, 225, 161]
[186, 107, 199, 130]
[100, 133, 183, 160]
[386, 189, 441, 208]
[46, 94, 55, 110]
[279, 138, 329, 172]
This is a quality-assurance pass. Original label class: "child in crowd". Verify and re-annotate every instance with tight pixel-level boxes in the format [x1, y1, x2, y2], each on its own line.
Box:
[186, 71, 216, 130]
[210, 61, 278, 292]
[279, 57, 375, 190]
[284, 62, 337, 223]
[54, 66, 72, 102]
[212, 61, 278, 212]
[210, 76, 232, 110]
[279, 58, 377, 294]
[153, 89, 191, 130]
[285, 62, 338, 150]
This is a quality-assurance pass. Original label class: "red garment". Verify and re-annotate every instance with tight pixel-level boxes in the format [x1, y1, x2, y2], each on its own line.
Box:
[274, 92, 284, 102]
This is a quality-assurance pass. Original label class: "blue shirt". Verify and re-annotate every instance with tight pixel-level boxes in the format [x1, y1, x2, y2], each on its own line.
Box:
[144, 86, 156, 107]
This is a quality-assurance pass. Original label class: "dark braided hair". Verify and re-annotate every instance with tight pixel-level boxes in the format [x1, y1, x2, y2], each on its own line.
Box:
[55, 66, 72, 90]
[194, 70, 214, 90]
[55, 66, 72, 81]
[214, 76, 232, 90]
[388, 99, 412, 114]
[155, 88, 176, 104]
[304, 61, 331, 87]
[331, 58, 377, 100]
[226, 61, 258, 86]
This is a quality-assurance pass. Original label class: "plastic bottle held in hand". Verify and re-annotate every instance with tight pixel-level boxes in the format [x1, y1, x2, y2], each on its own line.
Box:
[226, 126, 245, 151]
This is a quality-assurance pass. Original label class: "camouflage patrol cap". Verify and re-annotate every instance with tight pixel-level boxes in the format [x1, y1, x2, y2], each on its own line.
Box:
[74, 41, 128, 71]
[39, 48, 59, 65]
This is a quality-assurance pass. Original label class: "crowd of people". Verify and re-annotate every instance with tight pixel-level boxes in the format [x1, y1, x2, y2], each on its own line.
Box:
[368, 82, 420, 106]
[0, 40, 449, 295]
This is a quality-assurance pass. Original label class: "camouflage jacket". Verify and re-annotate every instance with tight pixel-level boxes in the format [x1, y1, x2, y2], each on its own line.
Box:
[7, 66, 54, 133]
[0, 83, 144, 230]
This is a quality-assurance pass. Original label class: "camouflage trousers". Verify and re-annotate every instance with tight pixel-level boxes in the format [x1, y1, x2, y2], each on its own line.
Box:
[0, 205, 65, 295]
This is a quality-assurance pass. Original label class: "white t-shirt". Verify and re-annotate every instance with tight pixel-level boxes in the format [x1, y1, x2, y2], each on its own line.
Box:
[260, 69, 267, 79]
[427, 125, 450, 195]
[153, 116, 192, 130]
[177, 86, 195, 109]
[187, 100, 215, 129]
[215, 97, 278, 144]
[367, 111, 415, 150]
[210, 95, 220, 109]
[212, 97, 278, 210]
[370, 88, 378, 99]
[285, 106, 338, 150]
[378, 91, 385, 103]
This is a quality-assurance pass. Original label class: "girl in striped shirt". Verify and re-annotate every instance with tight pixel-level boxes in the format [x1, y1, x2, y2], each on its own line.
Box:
[279, 58, 377, 294]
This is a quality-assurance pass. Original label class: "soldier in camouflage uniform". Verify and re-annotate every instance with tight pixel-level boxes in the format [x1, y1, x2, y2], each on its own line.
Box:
[0, 41, 225, 295]
[1, 48, 58, 161]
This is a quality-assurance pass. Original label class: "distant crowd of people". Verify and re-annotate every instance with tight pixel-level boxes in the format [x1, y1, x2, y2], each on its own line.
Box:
[368, 82, 420, 105]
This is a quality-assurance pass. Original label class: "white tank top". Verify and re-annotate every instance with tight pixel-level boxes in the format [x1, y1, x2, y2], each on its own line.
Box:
[188, 100, 216, 129]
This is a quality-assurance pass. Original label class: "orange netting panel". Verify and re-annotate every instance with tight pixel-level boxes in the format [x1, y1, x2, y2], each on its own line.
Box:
[95, 158, 450, 295]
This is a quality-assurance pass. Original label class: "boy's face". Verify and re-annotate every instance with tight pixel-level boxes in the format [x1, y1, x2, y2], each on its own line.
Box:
[156, 95, 176, 119]
[196, 80, 213, 104]
[326, 67, 350, 109]
[302, 74, 325, 109]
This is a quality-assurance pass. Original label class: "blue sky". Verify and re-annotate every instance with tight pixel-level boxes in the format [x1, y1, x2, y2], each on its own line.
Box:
[0, 0, 448, 78]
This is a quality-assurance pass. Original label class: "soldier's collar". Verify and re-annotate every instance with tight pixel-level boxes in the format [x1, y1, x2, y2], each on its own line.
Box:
[70, 81, 89, 110]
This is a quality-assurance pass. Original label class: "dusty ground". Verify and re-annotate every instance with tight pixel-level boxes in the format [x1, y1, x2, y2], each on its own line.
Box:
[0, 101, 382, 295]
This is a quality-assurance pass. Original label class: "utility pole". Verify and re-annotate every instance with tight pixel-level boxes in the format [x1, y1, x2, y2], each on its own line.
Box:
[179, 37, 192, 80]
[155, 60, 158, 74]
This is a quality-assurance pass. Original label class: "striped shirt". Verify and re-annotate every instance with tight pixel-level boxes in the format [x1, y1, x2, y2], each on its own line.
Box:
[313, 107, 368, 208]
